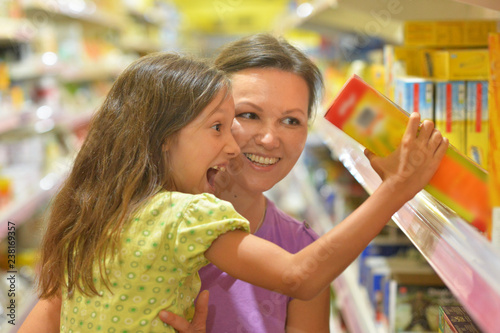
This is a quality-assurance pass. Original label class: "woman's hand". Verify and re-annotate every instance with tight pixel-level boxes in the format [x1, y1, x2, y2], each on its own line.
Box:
[364, 112, 448, 202]
[158, 290, 209, 333]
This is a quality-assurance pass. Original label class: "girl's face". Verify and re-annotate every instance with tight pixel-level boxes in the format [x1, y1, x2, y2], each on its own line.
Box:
[221, 68, 309, 194]
[166, 90, 240, 194]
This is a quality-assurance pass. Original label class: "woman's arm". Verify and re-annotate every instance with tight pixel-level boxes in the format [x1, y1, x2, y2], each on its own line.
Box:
[286, 288, 331, 333]
[18, 297, 61, 333]
[205, 113, 448, 300]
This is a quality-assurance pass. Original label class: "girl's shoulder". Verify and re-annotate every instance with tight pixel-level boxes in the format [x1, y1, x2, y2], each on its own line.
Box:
[144, 191, 241, 218]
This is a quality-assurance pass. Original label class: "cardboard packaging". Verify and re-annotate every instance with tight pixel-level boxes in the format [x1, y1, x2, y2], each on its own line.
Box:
[435, 81, 467, 154]
[466, 81, 489, 169]
[324, 75, 491, 238]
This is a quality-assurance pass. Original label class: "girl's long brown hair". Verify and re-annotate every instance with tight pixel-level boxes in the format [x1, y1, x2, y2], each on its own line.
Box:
[38, 53, 230, 298]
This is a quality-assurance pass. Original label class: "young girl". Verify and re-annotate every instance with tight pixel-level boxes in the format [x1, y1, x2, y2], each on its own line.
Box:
[28, 52, 447, 333]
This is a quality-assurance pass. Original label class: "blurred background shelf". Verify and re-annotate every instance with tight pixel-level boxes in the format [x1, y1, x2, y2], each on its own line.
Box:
[277, 0, 500, 43]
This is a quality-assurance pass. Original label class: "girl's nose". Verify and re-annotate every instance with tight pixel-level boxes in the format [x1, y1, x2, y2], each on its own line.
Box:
[224, 132, 241, 157]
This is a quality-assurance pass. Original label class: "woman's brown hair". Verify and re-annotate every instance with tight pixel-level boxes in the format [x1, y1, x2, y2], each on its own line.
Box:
[214, 33, 324, 119]
[37, 52, 230, 298]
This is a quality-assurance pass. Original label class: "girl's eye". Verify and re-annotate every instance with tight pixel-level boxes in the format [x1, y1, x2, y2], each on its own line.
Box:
[283, 117, 300, 126]
[236, 112, 258, 120]
[212, 123, 221, 132]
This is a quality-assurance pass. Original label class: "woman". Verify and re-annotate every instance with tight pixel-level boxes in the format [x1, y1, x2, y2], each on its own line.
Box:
[199, 33, 331, 333]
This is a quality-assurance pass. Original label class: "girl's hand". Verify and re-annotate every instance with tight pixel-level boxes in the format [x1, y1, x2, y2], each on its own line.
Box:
[364, 112, 448, 202]
[158, 290, 209, 333]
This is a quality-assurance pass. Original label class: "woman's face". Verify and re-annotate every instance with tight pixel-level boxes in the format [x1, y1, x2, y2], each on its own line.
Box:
[219, 68, 309, 194]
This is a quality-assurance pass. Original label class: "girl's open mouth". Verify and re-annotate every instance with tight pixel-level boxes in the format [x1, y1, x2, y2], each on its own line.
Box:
[207, 165, 226, 189]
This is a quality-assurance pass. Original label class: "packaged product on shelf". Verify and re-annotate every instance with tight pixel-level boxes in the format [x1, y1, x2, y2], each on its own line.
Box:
[382, 272, 459, 333]
[324, 75, 491, 239]
[425, 49, 489, 81]
[487, 33, 500, 247]
[435, 81, 466, 154]
[466, 81, 489, 169]
[394, 77, 434, 121]
[388, 46, 430, 78]
[403, 20, 498, 47]
[358, 232, 413, 286]
[438, 306, 481, 333]
[365, 255, 433, 322]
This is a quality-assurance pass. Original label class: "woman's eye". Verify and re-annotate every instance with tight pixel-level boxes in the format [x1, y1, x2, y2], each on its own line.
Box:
[283, 117, 300, 125]
[237, 112, 258, 120]
[212, 123, 221, 132]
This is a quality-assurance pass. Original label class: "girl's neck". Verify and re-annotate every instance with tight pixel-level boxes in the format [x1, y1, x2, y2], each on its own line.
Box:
[217, 184, 267, 234]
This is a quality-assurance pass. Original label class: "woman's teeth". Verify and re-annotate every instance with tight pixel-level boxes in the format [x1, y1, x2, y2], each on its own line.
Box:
[244, 153, 279, 166]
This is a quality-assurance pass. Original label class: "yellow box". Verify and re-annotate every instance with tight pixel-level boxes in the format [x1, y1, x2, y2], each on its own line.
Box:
[392, 46, 429, 77]
[428, 49, 489, 81]
[404, 21, 498, 47]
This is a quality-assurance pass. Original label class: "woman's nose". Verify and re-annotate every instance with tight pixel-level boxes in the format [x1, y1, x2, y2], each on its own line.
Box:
[256, 125, 280, 149]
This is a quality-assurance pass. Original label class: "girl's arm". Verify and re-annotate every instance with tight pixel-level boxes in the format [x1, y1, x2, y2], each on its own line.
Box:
[285, 288, 331, 332]
[205, 113, 448, 301]
[18, 297, 62, 333]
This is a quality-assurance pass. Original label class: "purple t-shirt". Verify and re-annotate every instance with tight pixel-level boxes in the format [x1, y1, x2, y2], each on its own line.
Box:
[198, 198, 319, 333]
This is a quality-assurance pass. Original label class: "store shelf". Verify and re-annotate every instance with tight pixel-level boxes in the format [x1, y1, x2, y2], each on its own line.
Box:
[0, 167, 67, 241]
[454, 0, 500, 11]
[0, 18, 33, 44]
[278, 0, 500, 43]
[0, 109, 93, 136]
[9, 56, 127, 83]
[119, 37, 162, 55]
[285, 162, 381, 333]
[0, 112, 90, 240]
[333, 265, 380, 333]
[317, 118, 500, 332]
[0, 114, 23, 135]
[21, 0, 125, 31]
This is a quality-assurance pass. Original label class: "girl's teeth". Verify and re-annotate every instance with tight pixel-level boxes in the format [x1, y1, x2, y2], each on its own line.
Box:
[212, 166, 226, 172]
[245, 154, 279, 165]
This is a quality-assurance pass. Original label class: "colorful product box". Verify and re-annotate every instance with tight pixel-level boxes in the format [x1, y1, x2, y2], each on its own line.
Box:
[359, 238, 412, 286]
[404, 20, 498, 47]
[435, 81, 466, 154]
[428, 49, 489, 81]
[488, 33, 500, 246]
[394, 77, 434, 121]
[466, 81, 489, 169]
[383, 273, 458, 333]
[324, 75, 491, 238]
[438, 306, 481, 333]
[391, 46, 429, 78]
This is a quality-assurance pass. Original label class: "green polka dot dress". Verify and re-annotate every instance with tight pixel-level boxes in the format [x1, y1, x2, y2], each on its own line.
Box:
[60, 192, 249, 333]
